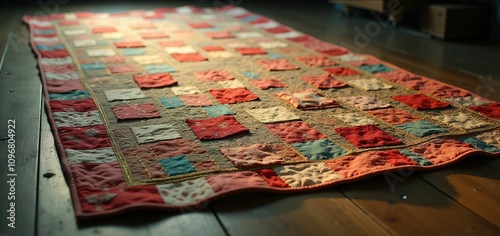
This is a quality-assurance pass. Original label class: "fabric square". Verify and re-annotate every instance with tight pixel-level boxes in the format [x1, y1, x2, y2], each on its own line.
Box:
[273, 163, 342, 187]
[209, 88, 259, 104]
[409, 139, 475, 165]
[468, 103, 500, 120]
[159, 97, 185, 109]
[234, 31, 265, 39]
[241, 71, 259, 79]
[335, 124, 403, 148]
[459, 137, 500, 153]
[246, 106, 300, 123]
[399, 150, 433, 166]
[194, 70, 233, 82]
[250, 78, 287, 90]
[393, 94, 451, 110]
[186, 116, 250, 140]
[108, 64, 138, 74]
[74, 39, 96, 47]
[156, 178, 216, 205]
[349, 78, 393, 91]
[267, 53, 284, 59]
[266, 26, 291, 34]
[206, 51, 235, 58]
[291, 139, 347, 161]
[266, 121, 326, 143]
[205, 31, 233, 39]
[133, 73, 177, 88]
[396, 121, 447, 137]
[188, 22, 213, 28]
[92, 27, 117, 34]
[40, 49, 70, 58]
[159, 155, 195, 176]
[104, 88, 146, 101]
[296, 55, 336, 67]
[179, 94, 214, 107]
[49, 98, 96, 112]
[276, 89, 340, 110]
[131, 124, 181, 144]
[65, 148, 116, 165]
[334, 112, 377, 126]
[157, 40, 186, 47]
[445, 96, 491, 107]
[57, 125, 111, 150]
[432, 112, 490, 130]
[342, 96, 391, 110]
[114, 41, 145, 48]
[201, 45, 224, 51]
[139, 31, 169, 39]
[87, 48, 116, 57]
[301, 74, 347, 89]
[133, 55, 163, 65]
[46, 79, 85, 93]
[204, 105, 235, 117]
[257, 41, 288, 49]
[219, 80, 245, 88]
[257, 59, 300, 71]
[192, 159, 219, 172]
[171, 86, 201, 95]
[121, 48, 147, 56]
[145, 65, 177, 74]
[220, 143, 300, 168]
[324, 67, 360, 76]
[367, 108, 421, 125]
[335, 53, 367, 62]
[101, 56, 126, 64]
[235, 47, 267, 55]
[49, 90, 90, 100]
[164, 46, 197, 54]
[358, 64, 394, 74]
[102, 32, 123, 39]
[171, 53, 207, 62]
[53, 110, 102, 127]
[111, 103, 161, 120]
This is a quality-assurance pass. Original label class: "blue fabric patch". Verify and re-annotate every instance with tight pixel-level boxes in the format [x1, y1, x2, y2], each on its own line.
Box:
[399, 149, 433, 166]
[267, 53, 284, 59]
[96, 40, 108, 45]
[36, 44, 66, 51]
[145, 65, 177, 74]
[396, 120, 447, 137]
[204, 105, 235, 117]
[49, 90, 90, 100]
[121, 48, 147, 56]
[291, 139, 347, 161]
[81, 63, 106, 71]
[159, 97, 185, 109]
[159, 155, 195, 176]
[34, 29, 56, 35]
[460, 137, 500, 153]
[241, 71, 259, 79]
[240, 15, 260, 22]
[358, 64, 395, 74]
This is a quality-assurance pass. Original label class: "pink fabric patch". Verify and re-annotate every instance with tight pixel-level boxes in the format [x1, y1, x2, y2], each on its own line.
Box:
[157, 40, 186, 47]
[188, 22, 213, 28]
[171, 53, 207, 62]
[139, 31, 168, 39]
[108, 64, 138, 74]
[186, 116, 250, 140]
[194, 70, 233, 82]
[49, 98, 96, 112]
[257, 59, 300, 71]
[149, 139, 206, 159]
[40, 49, 70, 58]
[250, 78, 287, 90]
[206, 171, 269, 193]
[46, 79, 85, 93]
[301, 73, 347, 89]
[92, 27, 117, 33]
[367, 108, 421, 125]
[179, 94, 214, 107]
[266, 121, 326, 143]
[205, 31, 233, 39]
[276, 89, 340, 110]
[201, 45, 224, 51]
[335, 124, 403, 148]
[266, 26, 291, 34]
[102, 56, 126, 64]
[57, 125, 111, 150]
[70, 161, 126, 189]
[133, 73, 177, 88]
[296, 55, 337, 67]
[114, 41, 145, 48]
[42, 64, 77, 73]
[411, 139, 475, 164]
[59, 20, 79, 26]
[235, 47, 267, 55]
[111, 103, 161, 120]
[209, 88, 259, 104]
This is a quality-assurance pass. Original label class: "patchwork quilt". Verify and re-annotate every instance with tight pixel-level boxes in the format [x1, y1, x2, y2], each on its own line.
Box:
[24, 6, 500, 219]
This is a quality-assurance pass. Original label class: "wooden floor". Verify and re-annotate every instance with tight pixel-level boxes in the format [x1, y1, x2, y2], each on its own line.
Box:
[0, 1, 499, 235]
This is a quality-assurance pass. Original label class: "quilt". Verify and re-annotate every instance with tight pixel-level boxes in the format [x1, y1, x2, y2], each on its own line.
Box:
[23, 5, 500, 219]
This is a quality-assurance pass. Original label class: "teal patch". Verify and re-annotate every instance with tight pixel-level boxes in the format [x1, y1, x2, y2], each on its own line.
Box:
[204, 105, 235, 117]
[292, 139, 347, 161]
[460, 137, 500, 153]
[240, 15, 260, 22]
[121, 48, 147, 56]
[34, 29, 56, 35]
[159, 155, 195, 176]
[49, 90, 90, 100]
[396, 120, 447, 137]
[37, 44, 66, 50]
[399, 149, 433, 166]
[159, 97, 185, 109]
[145, 65, 177, 74]
[359, 64, 395, 74]
[268, 53, 284, 59]
[241, 71, 259, 79]
[81, 63, 105, 70]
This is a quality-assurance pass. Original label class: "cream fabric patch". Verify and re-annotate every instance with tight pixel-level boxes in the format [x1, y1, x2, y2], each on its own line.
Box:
[53, 110, 103, 127]
[234, 31, 264, 39]
[74, 39, 97, 48]
[335, 53, 367, 62]
[102, 32, 123, 39]
[64, 29, 86, 36]
[274, 163, 342, 187]
[207, 51, 235, 58]
[45, 72, 80, 80]
[476, 129, 500, 148]
[258, 41, 289, 49]
[64, 13, 77, 20]
[164, 46, 197, 54]
[246, 106, 300, 123]
[41, 57, 73, 66]
[445, 96, 491, 107]
[349, 78, 393, 91]
[274, 31, 302, 39]
[133, 55, 163, 65]
[171, 86, 201, 95]
[342, 96, 391, 110]
[65, 148, 116, 165]
[253, 21, 280, 29]
[432, 112, 490, 130]
[33, 37, 60, 44]
[334, 112, 377, 126]
[227, 41, 249, 48]
[219, 80, 245, 88]
[131, 124, 181, 144]
[87, 48, 116, 57]
[104, 88, 146, 101]
[157, 177, 216, 205]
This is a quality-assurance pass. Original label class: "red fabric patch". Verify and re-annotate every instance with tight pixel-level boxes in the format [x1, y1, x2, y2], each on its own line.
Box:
[301, 73, 347, 89]
[42, 64, 77, 73]
[46, 79, 85, 93]
[235, 47, 267, 55]
[201, 45, 224, 51]
[377, 70, 419, 84]
[266, 26, 291, 34]
[209, 88, 259, 104]
[205, 31, 234, 39]
[186, 116, 250, 140]
[194, 70, 233, 82]
[143, 13, 164, 19]
[335, 124, 403, 148]
[393, 94, 451, 110]
[59, 20, 80, 26]
[34, 33, 57, 38]
[92, 27, 117, 33]
[139, 31, 168, 39]
[111, 103, 161, 120]
[188, 22, 213, 28]
[108, 64, 138, 74]
[321, 48, 349, 56]
[469, 103, 500, 120]
[129, 22, 156, 30]
[114, 41, 145, 48]
[101, 56, 126, 64]
[256, 169, 289, 188]
[49, 98, 96, 112]
[249, 17, 270, 24]
[57, 125, 111, 150]
[296, 38, 348, 56]
[171, 53, 207, 62]
[179, 94, 214, 107]
[287, 35, 312, 42]
[296, 55, 337, 67]
[348, 57, 382, 67]
[233, 12, 253, 19]
[250, 78, 287, 90]
[157, 40, 186, 47]
[257, 59, 300, 71]
[324, 67, 360, 76]
[266, 121, 326, 143]
[384, 150, 419, 166]
[411, 139, 475, 165]
[368, 108, 421, 125]
[276, 89, 340, 110]
[40, 49, 70, 58]
[133, 73, 177, 88]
